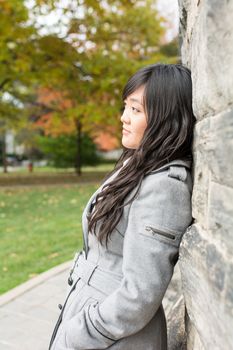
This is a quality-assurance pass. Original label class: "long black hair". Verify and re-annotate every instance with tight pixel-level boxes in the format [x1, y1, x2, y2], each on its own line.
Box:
[87, 63, 196, 247]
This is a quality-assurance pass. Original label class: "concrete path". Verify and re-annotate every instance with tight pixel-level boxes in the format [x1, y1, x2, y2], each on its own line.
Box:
[0, 261, 72, 350]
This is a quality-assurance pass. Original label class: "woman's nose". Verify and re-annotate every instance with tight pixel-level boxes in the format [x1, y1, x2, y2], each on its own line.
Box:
[120, 107, 130, 124]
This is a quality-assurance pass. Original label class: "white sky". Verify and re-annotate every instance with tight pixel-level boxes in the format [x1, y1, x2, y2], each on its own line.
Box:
[157, 0, 179, 41]
[25, 0, 179, 42]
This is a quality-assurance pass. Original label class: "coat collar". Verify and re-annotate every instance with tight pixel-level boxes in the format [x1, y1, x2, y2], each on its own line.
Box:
[123, 156, 191, 171]
[151, 158, 192, 172]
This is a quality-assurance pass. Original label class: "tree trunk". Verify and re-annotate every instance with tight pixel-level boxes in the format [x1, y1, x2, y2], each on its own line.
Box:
[75, 119, 82, 176]
[2, 133, 7, 173]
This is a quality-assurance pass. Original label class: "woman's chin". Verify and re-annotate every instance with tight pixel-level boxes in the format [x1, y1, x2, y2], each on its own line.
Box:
[121, 137, 129, 148]
[121, 139, 136, 149]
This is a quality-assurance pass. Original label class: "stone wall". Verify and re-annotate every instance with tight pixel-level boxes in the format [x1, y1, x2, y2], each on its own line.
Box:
[176, 0, 233, 349]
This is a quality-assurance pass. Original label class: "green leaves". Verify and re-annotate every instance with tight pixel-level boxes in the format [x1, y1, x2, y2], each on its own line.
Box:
[35, 132, 100, 167]
[0, 0, 179, 155]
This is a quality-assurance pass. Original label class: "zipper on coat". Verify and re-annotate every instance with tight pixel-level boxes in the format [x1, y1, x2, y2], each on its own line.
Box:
[145, 226, 176, 240]
[48, 278, 80, 350]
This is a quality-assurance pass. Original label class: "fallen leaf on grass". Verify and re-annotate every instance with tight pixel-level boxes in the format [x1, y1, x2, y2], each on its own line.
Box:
[48, 252, 59, 259]
[47, 196, 60, 205]
[33, 217, 44, 223]
[70, 199, 77, 204]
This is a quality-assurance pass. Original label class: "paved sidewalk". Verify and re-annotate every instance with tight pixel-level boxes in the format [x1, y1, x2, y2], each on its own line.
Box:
[0, 261, 72, 350]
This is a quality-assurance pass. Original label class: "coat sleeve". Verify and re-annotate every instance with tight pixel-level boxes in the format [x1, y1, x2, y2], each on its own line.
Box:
[61, 172, 193, 349]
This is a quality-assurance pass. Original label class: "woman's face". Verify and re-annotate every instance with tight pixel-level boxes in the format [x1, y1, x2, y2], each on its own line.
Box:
[120, 85, 147, 149]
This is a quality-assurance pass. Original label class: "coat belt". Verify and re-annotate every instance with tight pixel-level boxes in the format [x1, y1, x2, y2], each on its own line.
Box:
[72, 252, 122, 295]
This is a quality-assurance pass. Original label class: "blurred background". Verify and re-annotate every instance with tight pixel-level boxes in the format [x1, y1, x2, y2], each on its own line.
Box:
[0, 0, 179, 294]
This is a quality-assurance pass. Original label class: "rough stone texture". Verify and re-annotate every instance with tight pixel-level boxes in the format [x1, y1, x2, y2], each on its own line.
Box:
[185, 312, 205, 350]
[179, 0, 233, 119]
[163, 262, 187, 350]
[191, 117, 211, 228]
[179, 225, 233, 349]
[177, 0, 233, 349]
[167, 295, 187, 350]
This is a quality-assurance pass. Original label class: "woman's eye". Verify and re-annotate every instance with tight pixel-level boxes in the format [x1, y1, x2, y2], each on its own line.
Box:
[132, 106, 140, 113]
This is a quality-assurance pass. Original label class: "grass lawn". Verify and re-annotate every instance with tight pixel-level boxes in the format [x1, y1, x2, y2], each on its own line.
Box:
[0, 182, 101, 295]
[0, 163, 116, 176]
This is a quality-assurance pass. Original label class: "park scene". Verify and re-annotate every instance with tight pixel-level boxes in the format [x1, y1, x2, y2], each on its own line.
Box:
[0, 0, 178, 295]
[0, 1, 179, 348]
[0, 0, 232, 350]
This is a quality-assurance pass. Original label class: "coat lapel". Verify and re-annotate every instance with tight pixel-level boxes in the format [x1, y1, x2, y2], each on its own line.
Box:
[82, 165, 123, 255]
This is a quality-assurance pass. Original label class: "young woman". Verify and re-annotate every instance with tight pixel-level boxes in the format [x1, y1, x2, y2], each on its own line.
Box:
[49, 63, 196, 350]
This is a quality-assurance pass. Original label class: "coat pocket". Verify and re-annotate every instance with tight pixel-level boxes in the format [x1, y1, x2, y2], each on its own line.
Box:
[81, 296, 98, 311]
[139, 224, 183, 248]
[62, 282, 104, 321]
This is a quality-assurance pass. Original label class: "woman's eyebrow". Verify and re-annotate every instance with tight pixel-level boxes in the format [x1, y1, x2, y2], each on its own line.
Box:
[129, 98, 143, 106]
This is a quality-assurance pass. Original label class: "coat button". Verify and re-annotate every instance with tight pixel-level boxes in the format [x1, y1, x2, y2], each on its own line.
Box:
[68, 276, 73, 285]
[58, 304, 63, 310]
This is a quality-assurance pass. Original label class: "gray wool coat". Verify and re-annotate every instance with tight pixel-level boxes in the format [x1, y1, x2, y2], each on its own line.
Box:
[49, 157, 193, 350]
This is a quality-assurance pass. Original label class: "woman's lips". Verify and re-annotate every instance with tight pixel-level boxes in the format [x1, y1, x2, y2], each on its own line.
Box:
[122, 128, 131, 135]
